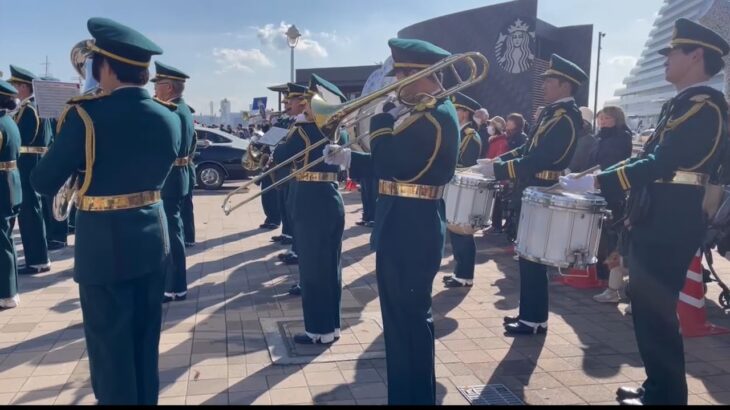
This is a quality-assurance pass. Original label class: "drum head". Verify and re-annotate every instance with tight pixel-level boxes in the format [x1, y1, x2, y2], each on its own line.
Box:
[523, 187, 607, 211]
[452, 172, 495, 189]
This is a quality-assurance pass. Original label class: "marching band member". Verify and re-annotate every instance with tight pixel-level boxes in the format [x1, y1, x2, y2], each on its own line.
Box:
[256, 98, 288, 231]
[0, 80, 22, 309]
[325, 38, 459, 405]
[474, 54, 586, 335]
[152, 62, 196, 303]
[442, 92, 482, 288]
[8, 65, 52, 274]
[561, 19, 729, 405]
[273, 74, 346, 344]
[182, 108, 197, 248]
[31, 17, 180, 404]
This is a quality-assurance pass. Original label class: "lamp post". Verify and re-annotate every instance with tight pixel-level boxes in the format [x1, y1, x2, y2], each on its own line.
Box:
[286, 25, 302, 83]
[593, 31, 606, 133]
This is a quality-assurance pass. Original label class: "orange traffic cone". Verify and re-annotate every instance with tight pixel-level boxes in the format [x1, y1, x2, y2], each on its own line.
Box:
[677, 250, 730, 338]
[556, 265, 607, 289]
[345, 179, 358, 192]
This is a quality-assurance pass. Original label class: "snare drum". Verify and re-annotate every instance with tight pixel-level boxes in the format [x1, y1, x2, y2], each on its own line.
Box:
[443, 172, 499, 236]
[515, 187, 609, 269]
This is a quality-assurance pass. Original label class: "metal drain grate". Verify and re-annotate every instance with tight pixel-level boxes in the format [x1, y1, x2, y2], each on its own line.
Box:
[457, 384, 524, 406]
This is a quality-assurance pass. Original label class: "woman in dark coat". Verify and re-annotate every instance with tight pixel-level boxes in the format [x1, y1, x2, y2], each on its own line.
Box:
[590, 106, 633, 303]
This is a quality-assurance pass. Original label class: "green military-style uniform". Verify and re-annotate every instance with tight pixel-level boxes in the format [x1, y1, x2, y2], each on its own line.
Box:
[492, 54, 585, 334]
[275, 83, 309, 246]
[273, 74, 346, 343]
[0, 80, 23, 305]
[595, 19, 730, 406]
[346, 39, 459, 405]
[257, 113, 292, 228]
[151, 62, 195, 300]
[444, 93, 483, 287]
[182, 105, 197, 246]
[30, 18, 180, 405]
[8, 65, 52, 273]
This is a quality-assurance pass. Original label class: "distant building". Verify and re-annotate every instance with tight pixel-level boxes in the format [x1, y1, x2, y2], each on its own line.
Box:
[220, 99, 232, 125]
[613, 0, 730, 131]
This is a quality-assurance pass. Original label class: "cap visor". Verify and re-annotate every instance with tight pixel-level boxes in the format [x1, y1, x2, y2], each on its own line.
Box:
[658, 47, 672, 56]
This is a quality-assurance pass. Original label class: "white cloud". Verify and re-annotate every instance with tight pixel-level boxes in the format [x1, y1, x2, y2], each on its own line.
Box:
[608, 56, 637, 68]
[255, 22, 329, 58]
[316, 31, 353, 46]
[212, 48, 273, 74]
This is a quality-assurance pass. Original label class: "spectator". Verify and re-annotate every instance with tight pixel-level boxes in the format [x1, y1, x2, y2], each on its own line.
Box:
[589, 106, 633, 303]
[473, 108, 490, 158]
[567, 107, 598, 173]
[485, 116, 510, 233]
[505, 113, 528, 150]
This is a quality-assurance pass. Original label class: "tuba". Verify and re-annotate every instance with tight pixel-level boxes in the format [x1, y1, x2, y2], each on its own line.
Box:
[52, 40, 98, 222]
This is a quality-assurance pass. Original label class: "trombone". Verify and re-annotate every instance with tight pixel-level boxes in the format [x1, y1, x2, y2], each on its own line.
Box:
[222, 51, 490, 216]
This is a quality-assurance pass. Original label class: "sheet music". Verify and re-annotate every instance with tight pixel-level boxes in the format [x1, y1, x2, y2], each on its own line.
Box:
[33, 80, 80, 119]
[258, 126, 290, 146]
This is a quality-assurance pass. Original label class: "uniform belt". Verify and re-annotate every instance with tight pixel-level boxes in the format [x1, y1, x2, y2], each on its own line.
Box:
[378, 180, 445, 200]
[0, 160, 17, 171]
[174, 157, 191, 166]
[295, 171, 338, 183]
[19, 146, 48, 155]
[535, 170, 562, 181]
[77, 190, 161, 212]
[655, 171, 709, 187]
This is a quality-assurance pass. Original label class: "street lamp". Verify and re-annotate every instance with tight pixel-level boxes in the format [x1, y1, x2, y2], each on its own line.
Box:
[286, 25, 302, 82]
[593, 31, 606, 133]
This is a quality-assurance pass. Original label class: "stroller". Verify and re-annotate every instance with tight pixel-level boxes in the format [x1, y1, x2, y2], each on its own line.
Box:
[701, 185, 730, 312]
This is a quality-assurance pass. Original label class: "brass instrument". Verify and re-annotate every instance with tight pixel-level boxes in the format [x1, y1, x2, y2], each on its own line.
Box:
[221, 52, 490, 216]
[52, 40, 97, 222]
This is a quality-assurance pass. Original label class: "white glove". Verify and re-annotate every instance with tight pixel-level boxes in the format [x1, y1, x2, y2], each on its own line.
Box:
[559, 174, 596, 193]
[323, 144, 352, 170]
[470, 158, 495, 178]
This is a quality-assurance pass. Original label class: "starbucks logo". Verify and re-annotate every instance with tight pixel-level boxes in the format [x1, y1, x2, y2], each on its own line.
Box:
[494, 18, 536, 74]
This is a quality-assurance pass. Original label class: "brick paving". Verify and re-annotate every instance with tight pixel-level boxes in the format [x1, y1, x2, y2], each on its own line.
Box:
[2, 182, 730, 405]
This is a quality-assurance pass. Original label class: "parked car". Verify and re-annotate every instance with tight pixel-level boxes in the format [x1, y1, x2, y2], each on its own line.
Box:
[194, 125, 250, 190]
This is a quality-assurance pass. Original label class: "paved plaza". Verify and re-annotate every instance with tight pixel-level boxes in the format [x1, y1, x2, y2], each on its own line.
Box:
[2, 183, 730, 405]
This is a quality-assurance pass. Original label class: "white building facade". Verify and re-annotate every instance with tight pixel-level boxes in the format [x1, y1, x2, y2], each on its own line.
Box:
[614, 0, 730, 131]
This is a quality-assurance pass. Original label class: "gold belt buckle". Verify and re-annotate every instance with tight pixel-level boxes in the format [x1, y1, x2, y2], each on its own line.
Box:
[656, 171, 709, 187]
[19, 146, 48, 155]
[378, 180, 444, 200]
[536, 170, 561, 181]
[296, 172, 338, 182]
[174, 157, 190, 167]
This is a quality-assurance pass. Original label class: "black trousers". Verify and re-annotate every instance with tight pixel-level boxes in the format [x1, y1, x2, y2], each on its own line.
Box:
[17, 168, 49, 266]
[181, 190, 195, 244]
[0, 215, 18, 299]
[260, 176, 281, 226]
[449, 231, 475, 280]
[360, 178, 378, 223]
[491, 194, 504, 230]
[628, 239, 692, 405]
[163, 198, 187, 294]
[517, 258, 549, 323]
[79, 272, 164, 405]
[278, 184, 293, 237]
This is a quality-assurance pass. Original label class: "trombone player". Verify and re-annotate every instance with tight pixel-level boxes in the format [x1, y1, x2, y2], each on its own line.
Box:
[324, 38, 460, 405]
[273, 74, 346, 344]
[151, 61, 196, 303]
[31, 17, 180, 404]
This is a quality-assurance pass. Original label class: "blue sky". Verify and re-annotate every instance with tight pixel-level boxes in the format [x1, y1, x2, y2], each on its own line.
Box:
[1, 0, 664, 115]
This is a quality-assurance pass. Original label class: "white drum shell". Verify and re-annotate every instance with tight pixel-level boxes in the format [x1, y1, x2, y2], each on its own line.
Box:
[515, 187, 607, 269]
[443, 173, 497, 236]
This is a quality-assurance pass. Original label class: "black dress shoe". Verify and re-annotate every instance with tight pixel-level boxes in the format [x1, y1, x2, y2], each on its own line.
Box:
[271, 235, 284, 243]
[162, 295, 174, 303]
[504, 322, 547, 336]
[619, 398, 644, 406]
[47, 241, 67, 251]
[616, 386, 644, 400]
[18, 266, 51, 275]
[355, 221, 367, 227]
[442, 275, 453, 283]
[364, 221, 376, 228]
[260, 223, 279, 230]
[280, 237, 293, 245]
[444, 277, 473, 288]
[277, 252, 291, 260]
[293, 333, 335, 345]
[503, 316, 520, 325]
[288, 284, 302, 296]
[283, 255, 299, 265]
[185, 242, 196, 248]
